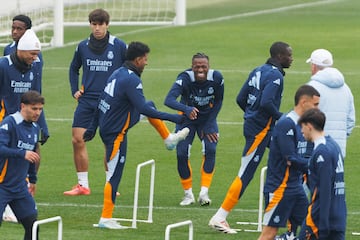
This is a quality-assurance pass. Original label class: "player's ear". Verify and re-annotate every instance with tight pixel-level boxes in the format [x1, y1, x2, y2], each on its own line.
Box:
[133, 56, 140, 66]
[134, 55, 146, 66]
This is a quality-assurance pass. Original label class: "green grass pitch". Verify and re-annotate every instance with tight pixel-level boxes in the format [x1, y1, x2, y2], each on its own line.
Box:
[2, 0, 360, 239]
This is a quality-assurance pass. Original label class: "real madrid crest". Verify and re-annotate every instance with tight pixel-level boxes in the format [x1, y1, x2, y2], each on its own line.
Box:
[208, 87, 214, 94]
[108, 51, 114, 59]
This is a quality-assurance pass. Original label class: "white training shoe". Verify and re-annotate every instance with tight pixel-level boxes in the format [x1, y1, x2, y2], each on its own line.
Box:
[98, 218, 125, 229]
[275, 231, 297, 240]
[2, 205, 18, 223]
[208, 216, 237, 234]
[164, 127, 190, 150]
[198, 192, 211, 206]
[179, 192, 195, 206]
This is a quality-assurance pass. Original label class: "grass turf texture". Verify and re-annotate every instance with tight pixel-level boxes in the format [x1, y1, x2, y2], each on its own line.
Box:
[2, 0, 360, 239]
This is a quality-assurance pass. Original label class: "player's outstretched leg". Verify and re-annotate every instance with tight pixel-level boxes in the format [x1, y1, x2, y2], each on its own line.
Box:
[164, 127, 190, 150]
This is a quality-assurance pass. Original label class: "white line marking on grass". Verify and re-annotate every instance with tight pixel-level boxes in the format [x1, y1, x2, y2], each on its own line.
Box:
[44, 66, 360, 76]
[47, 118, 72, 122]
[45, 1, 360, 76]
[188, 0, 342, 26]
[44, 0, 341, 51]
[46, 118, 360, 129]
[35, 202, 258, 213]
[36, 202, 360, 215]
[46, 118, 244, 125]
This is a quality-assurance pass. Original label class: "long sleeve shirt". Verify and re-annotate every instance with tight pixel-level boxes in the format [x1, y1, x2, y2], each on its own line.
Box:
[0, 54, 48, 136]
[164, 69, 224, 133]
[264, 110, 311, 195]
[69, 34, 127, 101]
[0, 112, 39, 193]
[306, 136, 346, 238]
[237, 60, 284, 133]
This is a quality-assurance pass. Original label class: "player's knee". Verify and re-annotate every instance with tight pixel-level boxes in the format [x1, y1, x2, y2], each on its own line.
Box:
[177, 152, 189, 162]
[20, 213, 37, 228]
[72, 133, 86, 145]
[205, 145, 216, 156]
[20, 214, 38, 240]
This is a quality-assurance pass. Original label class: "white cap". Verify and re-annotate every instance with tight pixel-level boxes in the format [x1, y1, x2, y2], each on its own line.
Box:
[306, 49, 333, 67]
[17, 29, 41, 51]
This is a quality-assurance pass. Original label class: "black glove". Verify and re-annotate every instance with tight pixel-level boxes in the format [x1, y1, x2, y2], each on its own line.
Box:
[38, 129, 49, 145]
[83, 129, 96, 142]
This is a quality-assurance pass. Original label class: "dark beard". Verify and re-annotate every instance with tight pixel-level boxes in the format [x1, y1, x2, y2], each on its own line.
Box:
[10, 52, 31, 73]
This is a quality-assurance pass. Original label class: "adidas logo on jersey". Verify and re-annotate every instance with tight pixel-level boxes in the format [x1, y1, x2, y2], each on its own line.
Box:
[136, 83, 143, 89]
[0, 123, 8, 130]
[286, 129, 294, 136]
[316, 155, 325, 163]
[104, 79, 116, 97]
[273, 78, 281, 85]
[176, 79, 183, 86]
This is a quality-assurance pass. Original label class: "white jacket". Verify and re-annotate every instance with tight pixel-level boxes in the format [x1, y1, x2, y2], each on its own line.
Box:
[308, 67, 355, 157]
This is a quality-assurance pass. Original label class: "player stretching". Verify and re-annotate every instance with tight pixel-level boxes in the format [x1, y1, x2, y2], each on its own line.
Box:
[164, 52, 224, 206]
[83, 41, 189, 229]
[209, 41, 293, 233]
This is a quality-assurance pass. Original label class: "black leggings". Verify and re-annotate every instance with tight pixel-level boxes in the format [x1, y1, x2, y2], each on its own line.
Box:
[20, 214, 38, 240]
